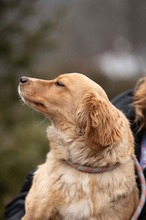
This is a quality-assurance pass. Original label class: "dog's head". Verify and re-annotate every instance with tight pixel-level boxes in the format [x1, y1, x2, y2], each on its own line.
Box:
[18, 73, 129, 152]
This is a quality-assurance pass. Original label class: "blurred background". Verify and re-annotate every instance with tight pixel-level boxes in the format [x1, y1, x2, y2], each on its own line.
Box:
[1, 0, 146, 218]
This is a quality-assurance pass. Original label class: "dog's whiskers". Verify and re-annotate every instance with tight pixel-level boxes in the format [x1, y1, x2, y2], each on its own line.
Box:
[32, 117, 47, 127]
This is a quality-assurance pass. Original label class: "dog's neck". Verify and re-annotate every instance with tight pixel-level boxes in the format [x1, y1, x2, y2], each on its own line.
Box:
[47, 125, 131, 168]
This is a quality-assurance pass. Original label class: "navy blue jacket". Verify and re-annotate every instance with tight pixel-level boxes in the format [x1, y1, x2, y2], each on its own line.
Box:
[112, 89, 146, 219]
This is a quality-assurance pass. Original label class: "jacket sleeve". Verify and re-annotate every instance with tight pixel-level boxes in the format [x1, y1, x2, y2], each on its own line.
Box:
[4, 171, 34, 220]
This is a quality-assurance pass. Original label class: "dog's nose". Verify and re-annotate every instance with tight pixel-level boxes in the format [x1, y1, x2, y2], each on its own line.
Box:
[20, 76, 28, 83]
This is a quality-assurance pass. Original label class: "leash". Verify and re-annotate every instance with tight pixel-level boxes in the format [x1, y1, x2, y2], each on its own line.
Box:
[67, 156, 146, 220]
[131, 155, 146, 220]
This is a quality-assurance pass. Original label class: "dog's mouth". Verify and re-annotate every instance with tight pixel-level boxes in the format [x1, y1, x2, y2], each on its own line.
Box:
[32, 101, 45, 109]
[25, 98, 46, 112]
[18, 85, 48, 114]
[20, 92, 47, 113]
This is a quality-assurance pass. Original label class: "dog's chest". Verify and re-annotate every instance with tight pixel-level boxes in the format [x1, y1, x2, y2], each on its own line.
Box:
[60, 199, 94, 220]
[28, 158, 136, 220]
[52, 170, 114, 219]
[58, 175, 97, 219]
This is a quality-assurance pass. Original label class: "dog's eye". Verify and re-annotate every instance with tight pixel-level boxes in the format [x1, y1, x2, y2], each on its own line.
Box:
[55, 81, 65, 87]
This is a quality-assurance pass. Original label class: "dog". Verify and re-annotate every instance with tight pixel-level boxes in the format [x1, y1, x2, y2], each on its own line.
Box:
[18, 73, 139, 220]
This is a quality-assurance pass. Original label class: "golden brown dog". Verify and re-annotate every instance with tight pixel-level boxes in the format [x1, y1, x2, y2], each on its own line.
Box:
[18, 73, 139, 220]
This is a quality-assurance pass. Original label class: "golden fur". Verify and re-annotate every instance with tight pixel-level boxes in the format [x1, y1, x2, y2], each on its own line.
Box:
[18, 73, 139, 220]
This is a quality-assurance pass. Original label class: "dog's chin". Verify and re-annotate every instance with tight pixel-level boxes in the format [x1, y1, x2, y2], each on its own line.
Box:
[20, 95, 47, 114]
[28, 100, 47, 114]
[28, 100, 46, 112]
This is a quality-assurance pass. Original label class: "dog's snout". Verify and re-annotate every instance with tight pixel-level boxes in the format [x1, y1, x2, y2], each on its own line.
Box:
[20, 76, 29, 84]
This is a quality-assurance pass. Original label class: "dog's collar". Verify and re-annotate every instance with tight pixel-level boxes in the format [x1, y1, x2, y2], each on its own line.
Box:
[67, 160, 119, 173]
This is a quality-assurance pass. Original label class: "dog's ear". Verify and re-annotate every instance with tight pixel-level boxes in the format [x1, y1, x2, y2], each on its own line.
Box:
[84, 92, 122, 151]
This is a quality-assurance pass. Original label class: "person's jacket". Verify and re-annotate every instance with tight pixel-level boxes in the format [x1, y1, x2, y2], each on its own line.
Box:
[4, 89, 146, 220]
[112, 89, 146, 219]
